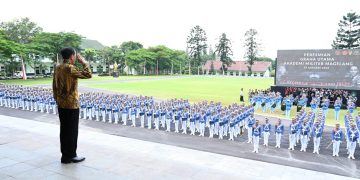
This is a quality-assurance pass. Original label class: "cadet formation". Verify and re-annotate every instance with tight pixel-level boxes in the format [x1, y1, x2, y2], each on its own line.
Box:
[1, 83, 359, 159]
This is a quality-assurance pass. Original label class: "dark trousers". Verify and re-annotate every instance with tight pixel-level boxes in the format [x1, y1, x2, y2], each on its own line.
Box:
[58, 108, 79, 158]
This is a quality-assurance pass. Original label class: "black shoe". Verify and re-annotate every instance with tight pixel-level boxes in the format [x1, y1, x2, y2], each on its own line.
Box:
[71, 156, 85, 163]
[61, 156, 86, 164]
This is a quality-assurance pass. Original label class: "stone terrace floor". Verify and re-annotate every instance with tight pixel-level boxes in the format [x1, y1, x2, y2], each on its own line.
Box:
[0, 114, 356, 180]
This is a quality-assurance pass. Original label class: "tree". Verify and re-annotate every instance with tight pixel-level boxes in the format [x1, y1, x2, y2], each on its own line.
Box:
[0, 30, 23, 76]
[84, 48, 96, 62]
[207, 45, 216, 60]
[186, 25, 207, 75]
[125, 48, 156, 75]
[170, 50, 187, 75]
[244, 29, 261, 75]
[332, 12, 360, 49]
[120, 41, 143, 53]
[0, 17, 44, 76]
[148, 45, 173, 75]
[0, 17, 43, 44]
[31, 32, 82, 64]
[120, 41, 143, 74]
[215, 33, 233, 75]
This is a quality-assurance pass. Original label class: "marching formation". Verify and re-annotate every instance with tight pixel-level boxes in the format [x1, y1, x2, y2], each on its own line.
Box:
[1, 83, 359, 159]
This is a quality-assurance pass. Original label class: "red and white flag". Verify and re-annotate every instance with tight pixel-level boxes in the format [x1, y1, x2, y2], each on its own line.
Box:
[21, 58, 27, 80]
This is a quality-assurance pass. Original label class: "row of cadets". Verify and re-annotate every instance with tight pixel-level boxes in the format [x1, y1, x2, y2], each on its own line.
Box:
[295, 109, 307, 145]
[344, 113, 359, 159]
[344, 112, 351, 152]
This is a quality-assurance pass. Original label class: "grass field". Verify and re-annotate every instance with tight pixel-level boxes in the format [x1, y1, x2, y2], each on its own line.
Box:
[1, 75, 357, 126]
[84, 76, 274, 104]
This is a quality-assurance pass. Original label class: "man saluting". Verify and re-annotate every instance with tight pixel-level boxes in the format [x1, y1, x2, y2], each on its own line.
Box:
[53, 47, 92, 164]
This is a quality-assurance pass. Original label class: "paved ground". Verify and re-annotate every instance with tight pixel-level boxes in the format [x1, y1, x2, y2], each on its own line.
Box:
[1, 107, 359, 179]
[0, 114, 356, 180]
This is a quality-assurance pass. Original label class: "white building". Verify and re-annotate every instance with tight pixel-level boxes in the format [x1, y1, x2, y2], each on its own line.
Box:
[202, 60, 272, 77]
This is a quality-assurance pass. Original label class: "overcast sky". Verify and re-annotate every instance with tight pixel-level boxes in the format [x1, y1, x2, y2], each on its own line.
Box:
[1, 0, 359, 59]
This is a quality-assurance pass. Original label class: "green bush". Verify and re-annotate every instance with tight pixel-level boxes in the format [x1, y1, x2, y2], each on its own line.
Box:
[270, 70, 275, 77]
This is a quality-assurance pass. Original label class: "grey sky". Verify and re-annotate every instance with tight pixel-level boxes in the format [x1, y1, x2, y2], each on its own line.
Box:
[1, 0, 359, 59]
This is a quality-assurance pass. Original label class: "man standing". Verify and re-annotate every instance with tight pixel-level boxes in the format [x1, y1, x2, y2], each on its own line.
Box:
[247, 114, 255, 143]
[53, 47, 92, 164]
[239, 88, 244, 102]
[312, 121, 323, 154]
[334, 98, 342, 121]
[288, 119, 297, 151]
[347, 124, 359, 159]
[274, 119, 284, 148]
[331, 123, 343, 157]
[285, 99, 292, 119]
[252, 120, 262, 153]
[262, 118, 271, 146]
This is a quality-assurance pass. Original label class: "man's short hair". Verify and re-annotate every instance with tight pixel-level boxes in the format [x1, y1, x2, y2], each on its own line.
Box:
[60, 47, 76, 60]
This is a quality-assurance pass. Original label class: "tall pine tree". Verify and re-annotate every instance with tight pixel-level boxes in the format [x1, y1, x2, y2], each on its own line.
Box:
[215, 33, 233, 75]
[244, 29, 261, 75]
[332, 12, 360, 49]
[186, 25, 207, 75]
